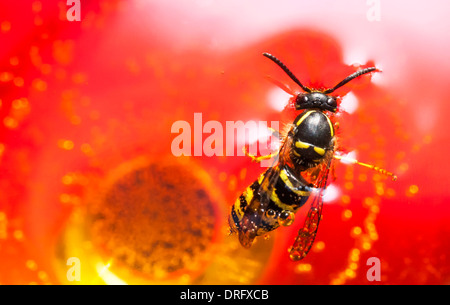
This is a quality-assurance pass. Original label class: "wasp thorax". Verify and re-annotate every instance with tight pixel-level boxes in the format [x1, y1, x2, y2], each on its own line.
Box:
[296, 92, 337, 112]
[291, 110, 335, 168]
[278, 210, 295, 227]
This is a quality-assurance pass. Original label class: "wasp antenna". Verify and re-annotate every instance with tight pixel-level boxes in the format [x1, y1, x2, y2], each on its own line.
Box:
[263, 52, 311, 93]
[334, 155, 397, 181]
[324, 67, 379, 94]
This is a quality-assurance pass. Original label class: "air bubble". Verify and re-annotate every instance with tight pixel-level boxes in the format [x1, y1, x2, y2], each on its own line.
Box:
[278, 210, 295, 226]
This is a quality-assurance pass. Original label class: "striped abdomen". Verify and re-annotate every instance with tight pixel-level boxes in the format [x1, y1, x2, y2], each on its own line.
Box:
[229, 164, 312, 240]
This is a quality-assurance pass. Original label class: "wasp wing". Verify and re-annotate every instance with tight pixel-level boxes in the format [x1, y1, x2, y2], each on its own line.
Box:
[288, 158, 332, 261]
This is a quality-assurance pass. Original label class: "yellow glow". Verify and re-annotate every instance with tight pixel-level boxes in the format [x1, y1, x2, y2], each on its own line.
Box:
[375, 183, 385, 196]
[409, 185, 419, 194]
[32, 78, 47, 91]
[219, 172, 227, 182]
[4, 117, 18, 129]
[398, 162, 409, 173]
[386, 188, 396, 197]
[0, 72, 13, 82]
[423, 135, 432, 144]
[34, 16, 43, 27]
[58, 140, 74, 150]
[296, 263, 312, 273]
[59, 193, 71, 203]
[38, 271, 48, 281]
[96, 262, 127, 285]
[13, 230, 24, 240]
[239, 168, 247, 180]
[32, 1, 42, 12]
[362, 242, 371, 250]
[13, 77, 24, 87]
[352, 248, 360, 256]
[366, 223, 376, 231]
[41, 64, 52, 75]
[341, 195, 350, 205]
[350, 248, 360, 262]
[72, 73, 87, 84]
[352, 226, 362, 236]
[228, 175, 237, 191]
[1, 21, 11, 32]
[331, 278, 343, 285]
[12, 98, 28, 109]
[70, 115, 82, 125]
[370, 232, 379, 241]
[370, 205, 380, 214]
[53, 156, 272, 285]
[343, 209, 352, 219]
[314, 241, 325, 251]
[0, 212, 7, 240]
[80, 143, 93, 155]
[26, 260, 38, 271]
[345, 268, 356, 278]
[364, 197, 375, 207]
[89, 110, 100, 120]
[62, 175, 74, 185]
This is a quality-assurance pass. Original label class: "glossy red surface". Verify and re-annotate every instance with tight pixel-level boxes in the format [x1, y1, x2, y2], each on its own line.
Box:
[0, 0, 449, 285]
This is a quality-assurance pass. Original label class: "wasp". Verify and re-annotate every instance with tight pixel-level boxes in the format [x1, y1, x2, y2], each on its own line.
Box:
[229, 53, 397, 261]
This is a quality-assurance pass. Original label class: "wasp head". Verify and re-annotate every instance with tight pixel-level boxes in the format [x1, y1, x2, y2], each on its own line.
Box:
[296, 92, 337, 112]
[262, 52, 378, 114]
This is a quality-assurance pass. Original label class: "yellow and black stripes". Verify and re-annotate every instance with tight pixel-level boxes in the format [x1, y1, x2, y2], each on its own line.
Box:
[229, 165, 311, 235]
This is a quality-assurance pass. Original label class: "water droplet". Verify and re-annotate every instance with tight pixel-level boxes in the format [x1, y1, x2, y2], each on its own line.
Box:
[278, 210, 295, 226]
[265, 209, 276, 219]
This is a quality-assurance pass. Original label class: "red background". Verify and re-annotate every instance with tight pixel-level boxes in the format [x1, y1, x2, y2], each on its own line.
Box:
[0, 0, 449, 285]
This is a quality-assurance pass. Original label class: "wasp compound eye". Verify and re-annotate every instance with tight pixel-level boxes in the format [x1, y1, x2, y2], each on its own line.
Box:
[327, 97, 336, 107]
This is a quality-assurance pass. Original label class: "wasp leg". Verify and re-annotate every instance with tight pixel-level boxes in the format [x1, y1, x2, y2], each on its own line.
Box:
[267, 127, 281, 139]
[334, 155, 398, 181]
[242, 127, 281, 163]
[243, 146, 279, 163]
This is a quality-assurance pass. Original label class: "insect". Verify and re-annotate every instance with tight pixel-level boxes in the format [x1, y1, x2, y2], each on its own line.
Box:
[228, 52, 397, 261]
